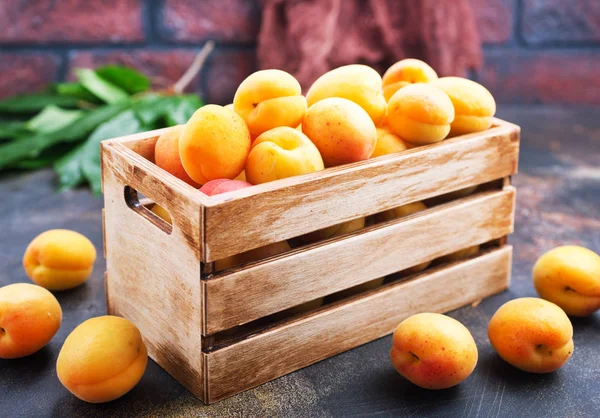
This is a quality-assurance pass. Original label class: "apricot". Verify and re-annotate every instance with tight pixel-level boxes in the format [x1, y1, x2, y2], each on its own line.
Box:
[303, 98, 377, 167]
[150, 204, 171, 224]
[200, 179, 252, 196]
[0, 283, 62, 359]
[438, 245, 480, 263]
[234, 69, 307, 137]
[215, 240, 291, 271]
[23, 229, 97, 291]
[400, 262, 431, 275]
[488, 298, 573, 373]
[375, 201, 427, 223]
[234, 170, 247, 182]
[57, 316, 148, 403]
[390, 313, 478, 389]
[382, 59, 438, 102]
[426, 186, 478, 206]
[371, 127, 408, 158]
[533, 246, 600, 316]
[199, 179, 228, 195]
[306, 64, 386, 125]
[294, 217, 365, 246]
[432, 77, 496, 136]
[282, 297, 325, 316]
[245, 127, 324, 185]
[179, 105, 251, 184]
[329, 277, 385, 301]
[387, 84, 454, 145]
[154, 125, 198, 187]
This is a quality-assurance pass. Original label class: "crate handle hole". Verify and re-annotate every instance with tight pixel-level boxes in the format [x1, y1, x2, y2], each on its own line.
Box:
[124, 186, 173, 235]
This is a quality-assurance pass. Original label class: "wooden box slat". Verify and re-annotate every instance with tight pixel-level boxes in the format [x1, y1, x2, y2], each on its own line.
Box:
[202, 120, 520, 261]
[203, 187, 515, 334]
[204, 246, 512, 403]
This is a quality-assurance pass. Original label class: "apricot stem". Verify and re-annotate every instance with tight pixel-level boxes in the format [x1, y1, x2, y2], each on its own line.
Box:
[173, 40, 215, 94]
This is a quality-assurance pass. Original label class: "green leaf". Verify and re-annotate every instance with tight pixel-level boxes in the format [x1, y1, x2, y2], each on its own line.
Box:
[165, 95, 203, 126]
[0, 94, 80, 114]
[131, 94, 175, 125]
[0, 100, 130, 169]
[132, 94, 202, 126]
[96, 65, 150, 95]
[26, 105, 84, 134]
[54, 82, 100, 103]
[55, 110, 146, 194]
[10, 144, 76, 170]
[76, 68, 130, 104]
[0, 120, 29, 139]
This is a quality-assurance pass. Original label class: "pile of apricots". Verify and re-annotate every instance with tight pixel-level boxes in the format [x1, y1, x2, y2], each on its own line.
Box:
[1, 59, 599, 402]
[154, 59, 497, 197]
[151, 58, 497, 271]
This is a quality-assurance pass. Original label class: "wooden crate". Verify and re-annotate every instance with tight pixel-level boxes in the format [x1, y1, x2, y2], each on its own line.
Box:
[101, 118, 520, 403]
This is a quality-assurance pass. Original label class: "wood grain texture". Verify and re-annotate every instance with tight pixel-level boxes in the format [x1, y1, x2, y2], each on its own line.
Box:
[205, 246, 512, 403]
[203, 120, 520, 261]
[102, 140, 210, 255]
[101, 141, 206, 401]
[203, 187, 516, 334]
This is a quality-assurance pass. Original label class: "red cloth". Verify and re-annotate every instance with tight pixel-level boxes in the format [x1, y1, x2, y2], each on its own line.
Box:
[258, 0, 482, 89]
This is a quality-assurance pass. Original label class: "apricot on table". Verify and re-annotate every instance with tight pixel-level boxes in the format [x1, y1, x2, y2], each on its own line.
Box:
[382, 58, 438, 102]
[245, 127, 324, 185]
[390, 313, 478, 389]
[154, 125, 199, 187]
[387, 83, 454, 145]
[488, 297, 573, 373]
[234, 69, 307, 137]
[432, 77, 496, 136]
[23, 229, 97, 291]
[303, 97, 377, 167]
[57, 316, 148, 403]
[306, 64, 387, 125]
[179, 104, 251, 184]
[371, 127, 408, 158]
[533, 245, 600, 316]
[200, 179, 252, 196]
[0, 283, 62, 359]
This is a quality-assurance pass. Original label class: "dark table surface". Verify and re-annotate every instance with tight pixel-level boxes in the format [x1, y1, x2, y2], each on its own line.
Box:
[1, 106, 599, 418]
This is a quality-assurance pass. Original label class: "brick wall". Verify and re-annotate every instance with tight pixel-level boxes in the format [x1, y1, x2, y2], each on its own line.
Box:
[1, 0, 598, 105]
